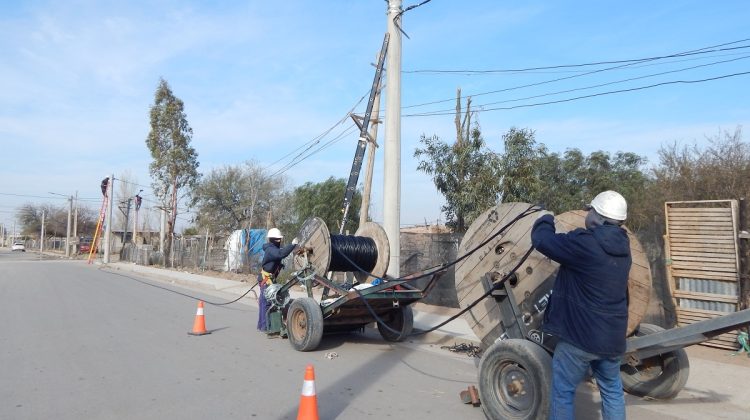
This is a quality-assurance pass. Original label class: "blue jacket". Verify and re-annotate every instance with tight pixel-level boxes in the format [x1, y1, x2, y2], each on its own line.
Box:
[261, 242, 297, 277]
[531, 214, 631, 356]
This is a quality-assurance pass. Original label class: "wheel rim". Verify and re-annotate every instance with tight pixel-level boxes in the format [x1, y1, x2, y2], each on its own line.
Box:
[290, 307, 308, 341]
[496, 362, 534, 413]
[623, 355, 666, 381]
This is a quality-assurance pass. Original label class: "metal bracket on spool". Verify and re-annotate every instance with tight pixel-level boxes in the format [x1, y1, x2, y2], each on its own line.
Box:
[481, 272, 528, 341]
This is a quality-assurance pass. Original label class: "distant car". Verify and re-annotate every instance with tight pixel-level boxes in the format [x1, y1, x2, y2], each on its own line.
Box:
[11, 242, 25, 252]
[78, 237, 93, 254]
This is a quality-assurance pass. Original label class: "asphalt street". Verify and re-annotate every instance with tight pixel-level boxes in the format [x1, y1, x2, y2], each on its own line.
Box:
[2, 250, 749, 419]
[0, 255, 485, 420]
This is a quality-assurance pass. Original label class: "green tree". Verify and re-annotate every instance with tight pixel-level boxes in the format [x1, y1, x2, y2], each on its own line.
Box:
[146, 78, 200, 263]
[289, 177, 361, 235]
[414, 91, 503, 232]
[498, 127, 547, 204]
[191, 161, 289, 235]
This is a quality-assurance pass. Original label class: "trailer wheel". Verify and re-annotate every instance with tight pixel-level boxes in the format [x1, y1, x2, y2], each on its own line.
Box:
[377, 305, 413, 342]
[621, 323, 690, 399]
[478, 339, 552, 420]
[287, 298, 323, 352]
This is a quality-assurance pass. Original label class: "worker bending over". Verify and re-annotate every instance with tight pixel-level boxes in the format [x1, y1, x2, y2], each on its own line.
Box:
[531, 191, 631, 420]
[257, 228, 298, 333]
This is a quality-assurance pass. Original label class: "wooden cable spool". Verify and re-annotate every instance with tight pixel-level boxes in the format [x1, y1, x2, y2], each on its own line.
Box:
[455, 203, 652, 348]
[292, 217, 390, 282]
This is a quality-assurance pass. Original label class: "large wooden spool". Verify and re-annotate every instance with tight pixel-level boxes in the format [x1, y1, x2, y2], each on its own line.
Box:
[455, 203, 652, 348]
[292, 217, 390, 282]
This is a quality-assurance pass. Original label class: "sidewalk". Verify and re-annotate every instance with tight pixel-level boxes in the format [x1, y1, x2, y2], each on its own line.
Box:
[105, 261, 480, 345]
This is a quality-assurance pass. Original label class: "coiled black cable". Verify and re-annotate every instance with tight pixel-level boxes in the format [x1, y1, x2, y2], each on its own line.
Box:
[329, 234, 378, 272]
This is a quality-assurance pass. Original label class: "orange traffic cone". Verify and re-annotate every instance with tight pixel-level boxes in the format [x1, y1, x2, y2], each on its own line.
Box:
[297, 364, 319, 420]
[188, 301, 211, 336]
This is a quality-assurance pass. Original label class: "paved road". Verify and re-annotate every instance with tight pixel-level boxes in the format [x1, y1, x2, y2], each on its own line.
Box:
[0, 256, 485, 420]
[2, 251, 749, 419]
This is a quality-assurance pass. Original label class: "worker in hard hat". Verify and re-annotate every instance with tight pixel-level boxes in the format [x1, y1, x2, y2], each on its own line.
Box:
[257, 228, 298, 333]
[530, 190, 631, 420]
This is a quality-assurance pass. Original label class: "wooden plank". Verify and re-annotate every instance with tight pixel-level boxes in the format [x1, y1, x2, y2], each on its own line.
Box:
[670, 244, 737, 252]
[670, 262, 737, 273]
[667, 207, 732, 213]
[667, 239, 735, 246]
[673, 290, 739, 304]
[670, 254, 736, 263]
[668, 225, 734, 232]
[668, 207, 732, 212]
[669, 232, 734, 244]
[668, 215, 732, 226]
[672, 269, 738, 281]
[670, 247, 737, 255]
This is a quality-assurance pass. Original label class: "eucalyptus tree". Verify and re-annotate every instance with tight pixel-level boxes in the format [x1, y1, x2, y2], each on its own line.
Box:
[145, 78, 200, 262]
[414, 91, 503, 232]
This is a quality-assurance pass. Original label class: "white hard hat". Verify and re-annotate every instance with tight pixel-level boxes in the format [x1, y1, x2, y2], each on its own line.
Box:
[267, 228, 283, 239]
[589, 190, 627, 221]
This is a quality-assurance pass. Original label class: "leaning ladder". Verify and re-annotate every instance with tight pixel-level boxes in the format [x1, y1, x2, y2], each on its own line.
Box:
[87, 193, 109, 264]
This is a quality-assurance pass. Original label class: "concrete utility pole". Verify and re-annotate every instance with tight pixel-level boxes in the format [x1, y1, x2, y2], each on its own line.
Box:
[384, 0, 402, 277]
[103, 174, 114, 263]
[40, 210, 45, 253]
[73, 191, 78, 240]
[66, 195, 72, 257]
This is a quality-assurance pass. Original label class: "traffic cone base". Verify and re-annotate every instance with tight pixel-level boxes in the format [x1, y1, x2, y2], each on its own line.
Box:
[188, 301, 211, 336]
[297, 364, 319, 420]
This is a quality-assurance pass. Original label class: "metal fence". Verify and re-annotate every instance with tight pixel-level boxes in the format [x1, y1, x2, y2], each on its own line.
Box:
[117, 235, 264, 274]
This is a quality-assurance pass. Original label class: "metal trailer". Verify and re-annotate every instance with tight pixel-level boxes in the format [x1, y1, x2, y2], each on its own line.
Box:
[477, 274, 750, 419]
[452, 203, 750, 419]
[263, 217, 445, 351]
[264, 266, 444, 351]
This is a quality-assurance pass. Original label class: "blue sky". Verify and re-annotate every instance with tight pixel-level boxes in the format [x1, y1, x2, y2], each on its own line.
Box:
[1, 0, 748, 233]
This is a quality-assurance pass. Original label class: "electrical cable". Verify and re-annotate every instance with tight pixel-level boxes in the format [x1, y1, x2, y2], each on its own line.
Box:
[266, 90, 368, 175]
[98, 266, 259, 306]
[393, 0, 433, 39]
[401, 39, 750, 110]
[269, 123, 359, 177]
[403, 41, 750, 74]
[411, 55, 750, 115]
[339, 205, 541, 337]
[328, 235, 379, 272]
[331, 205, 542, 335]
[404, 71, 750, 117]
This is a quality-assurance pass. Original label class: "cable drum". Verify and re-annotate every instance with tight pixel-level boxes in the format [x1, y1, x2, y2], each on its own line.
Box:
[293, 217, 390, 282]
[328, 235, 378, 273]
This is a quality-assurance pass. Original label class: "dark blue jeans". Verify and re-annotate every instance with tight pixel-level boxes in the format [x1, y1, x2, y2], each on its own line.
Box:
[257, 279, 268, 331]
[550, 340, 625, 420]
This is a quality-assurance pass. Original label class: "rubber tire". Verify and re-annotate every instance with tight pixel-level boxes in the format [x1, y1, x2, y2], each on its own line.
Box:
[478, 339, 552, 420]
[377, 305, 414, 342]
[621, 323, 690, 399]
[287, 298, 324, 352]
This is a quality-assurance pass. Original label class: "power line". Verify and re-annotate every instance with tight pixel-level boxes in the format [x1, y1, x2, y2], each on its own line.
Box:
[412, 55, 750, 115]
[269, 122, 359, 177]
[402, 40, 750, 74]
[266, 90, 369, 172]
[401, 39, 750, 110]
[403, 71, 750, 117]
